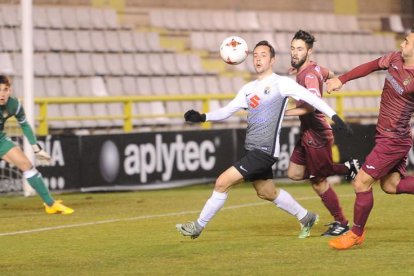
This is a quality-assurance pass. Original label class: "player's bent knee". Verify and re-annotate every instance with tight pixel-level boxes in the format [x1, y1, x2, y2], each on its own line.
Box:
[287, 171, 304, 181]
[380, 183, 397, 194]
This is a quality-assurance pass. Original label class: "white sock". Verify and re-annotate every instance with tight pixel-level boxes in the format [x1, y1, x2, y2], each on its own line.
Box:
[197, 190, 228, 228]
[273, 189, 307, 221]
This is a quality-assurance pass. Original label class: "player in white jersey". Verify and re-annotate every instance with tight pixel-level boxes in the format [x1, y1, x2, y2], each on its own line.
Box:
[176, 41, 352, 239]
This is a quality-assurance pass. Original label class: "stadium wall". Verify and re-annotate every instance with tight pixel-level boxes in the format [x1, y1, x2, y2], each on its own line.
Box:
[0, 124, 394, 193]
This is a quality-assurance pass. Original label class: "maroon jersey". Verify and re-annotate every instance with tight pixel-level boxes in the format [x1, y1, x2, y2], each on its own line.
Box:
[377, 52, 414, 139]
[340, 51, 414, 139]
[296, 61, 333, 147]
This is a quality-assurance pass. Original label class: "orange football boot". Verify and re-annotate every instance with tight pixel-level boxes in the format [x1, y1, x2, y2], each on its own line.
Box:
[329, 230, 366, 250]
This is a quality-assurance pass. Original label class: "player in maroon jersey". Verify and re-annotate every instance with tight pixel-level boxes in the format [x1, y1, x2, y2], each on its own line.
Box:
[285, 30, 360, 236]
[327, 31, 414, 249]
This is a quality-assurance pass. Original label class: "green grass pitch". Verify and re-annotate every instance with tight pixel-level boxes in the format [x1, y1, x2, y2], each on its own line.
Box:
[0, 182, 414, 275]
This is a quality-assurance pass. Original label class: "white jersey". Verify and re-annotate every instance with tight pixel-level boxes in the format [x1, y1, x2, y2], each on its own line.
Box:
[206, 73, 336, 158]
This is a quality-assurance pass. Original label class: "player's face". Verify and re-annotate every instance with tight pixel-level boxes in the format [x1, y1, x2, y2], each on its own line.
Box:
[400, 33, 414, 61]
[0, 83, 11, 105]
[290, 39, 311, 69]
[253, 45, 275, 75]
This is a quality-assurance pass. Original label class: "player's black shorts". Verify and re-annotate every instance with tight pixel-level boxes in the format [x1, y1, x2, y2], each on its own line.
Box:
[234, 149, 278, 182]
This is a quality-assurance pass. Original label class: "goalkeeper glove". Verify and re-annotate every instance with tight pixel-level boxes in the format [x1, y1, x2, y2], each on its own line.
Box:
[331, 114, 353, 137]
[32, 143, 51, 165]
[184, 110, 206, 123]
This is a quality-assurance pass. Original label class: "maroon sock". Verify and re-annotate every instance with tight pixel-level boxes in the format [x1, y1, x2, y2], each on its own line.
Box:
[320, 186, 347, 226]
[396, 176, 414, 194]
[351, 189, 373, 236]
[331, 164, 349, 175]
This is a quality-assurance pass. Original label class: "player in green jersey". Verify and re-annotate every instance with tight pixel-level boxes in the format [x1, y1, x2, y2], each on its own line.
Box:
[0, 75, 73, 214]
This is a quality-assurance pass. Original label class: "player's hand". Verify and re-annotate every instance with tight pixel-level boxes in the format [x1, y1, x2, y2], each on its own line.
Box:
[331, 115, 353, 137]
[326, 78, 343, 94]
[184, 110, 206, 123]
[32, 143, 51, 165]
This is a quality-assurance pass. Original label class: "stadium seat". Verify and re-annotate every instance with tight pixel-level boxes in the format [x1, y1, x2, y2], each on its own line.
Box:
[11, 53, 22, 76]
[175, 54, 194, 76]
[104, 31, 122, 52]
[186, 9, 203, 30]
[33, 6, 49, 28]
[118, 30, 136, 52]
[0, 28, 19, 52]
[0, 5, 20, 27]
[148, 53, 165, 75]
[76, 30, 93, 52]
[132, 31, 150, 52]
[61, 53, 79, 76]
[33, 29, 50, 51]
[33, 53, 48, 76]
[103, 8, 119, 29]
[163, 76, 186, 124]
[134, 54, 151, 76]
[189, 32, 204, 51]
[161, 53, 178, 75]
[76, 7, 92, 29]
[175, 9, 190, 31]
[75, 53, 94, 76]
[148, 9, 165, 29]
[105, 54, 124, 76]
[91, 53, 109, 75]
[60, 6, 79, 29]
[90, 30, 108, 52]
[105, 76, 123, 96]
[46, 6, 64, 29]
[46, 30, 63, 51]
[120, 53, 137, 75]
[388, 15, 405, 33]
[146, 32, 163, 52]
[120, 76, 137, 96]
[41, 78, 66, 128]
[60, 30, 80, 52]
[188, 54, 206, 75]
[45, 53, 64, 76]
[178, 76, 202, 111]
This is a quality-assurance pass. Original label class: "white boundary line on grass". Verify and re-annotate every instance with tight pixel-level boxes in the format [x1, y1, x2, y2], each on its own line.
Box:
[0, 194, 355, 237]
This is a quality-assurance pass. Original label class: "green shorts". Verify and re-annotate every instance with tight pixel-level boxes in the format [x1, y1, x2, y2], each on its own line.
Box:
[0, 135, 17, 158]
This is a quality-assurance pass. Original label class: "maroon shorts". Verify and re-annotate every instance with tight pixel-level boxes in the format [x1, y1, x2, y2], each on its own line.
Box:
[290, 138, 334, 178]
[362, 136, 412, 179]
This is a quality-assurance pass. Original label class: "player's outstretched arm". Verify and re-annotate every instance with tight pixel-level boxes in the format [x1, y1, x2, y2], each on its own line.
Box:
[184, 110, 206, 123]
[326, 78, 343, 94]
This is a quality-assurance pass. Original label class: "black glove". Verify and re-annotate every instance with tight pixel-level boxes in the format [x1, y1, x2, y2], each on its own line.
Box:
[184, 110, 206, 123]
[331, 114, 353, 137]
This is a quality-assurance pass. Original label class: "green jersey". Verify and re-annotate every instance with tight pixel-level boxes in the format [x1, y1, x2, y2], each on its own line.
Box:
[0, 96, 37, 145]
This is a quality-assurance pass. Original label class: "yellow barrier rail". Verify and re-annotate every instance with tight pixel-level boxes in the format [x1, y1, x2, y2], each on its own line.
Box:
[34, 90, 382, 135]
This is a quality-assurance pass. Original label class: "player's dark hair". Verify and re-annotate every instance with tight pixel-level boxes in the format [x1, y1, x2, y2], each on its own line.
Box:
[254, 40, 276, 58]
[292, 30, 316, 49]
[0, 75, 11, 87]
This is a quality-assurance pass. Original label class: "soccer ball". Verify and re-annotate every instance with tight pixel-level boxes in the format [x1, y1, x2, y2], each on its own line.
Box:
[219, 36, 248, 65]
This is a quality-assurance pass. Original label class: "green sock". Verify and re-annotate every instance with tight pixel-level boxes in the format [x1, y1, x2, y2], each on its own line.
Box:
[27, 173, 54, 206]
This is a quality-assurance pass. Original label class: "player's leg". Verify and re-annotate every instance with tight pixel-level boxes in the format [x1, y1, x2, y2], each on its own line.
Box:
[2, 145, 74, 214]
[2, 146, 54, 204]
[311, 178, 349, 236]
[287, 161, 307, 181]
[288, 141, 309, 181]
[176, 166, 243, 239]
[253, 179, 318, 238]
[380, 155, 414, 194]
[329, 169, 374, 249]
[304, 143, 349, 235]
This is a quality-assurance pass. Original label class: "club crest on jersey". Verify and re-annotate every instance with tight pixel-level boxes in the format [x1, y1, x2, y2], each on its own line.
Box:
[264, 86, 270, 94]
[2, 110, 8, 118]
[403, 77, 412, 86]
